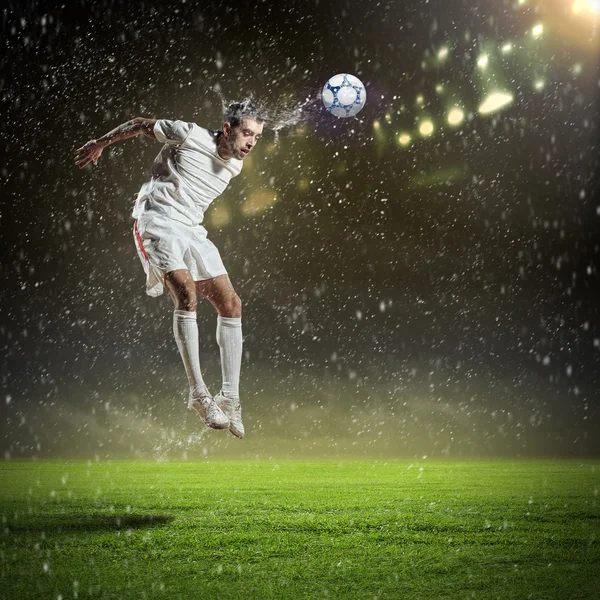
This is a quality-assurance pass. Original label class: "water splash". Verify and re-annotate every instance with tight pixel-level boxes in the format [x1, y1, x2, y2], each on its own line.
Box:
[99, 404, 212, 462]
[268, 95, 321, 143]
[210, 84, 322, 143]
[152, 428, 211, 462]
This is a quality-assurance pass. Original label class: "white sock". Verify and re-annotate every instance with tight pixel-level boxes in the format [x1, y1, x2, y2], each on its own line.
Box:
[216, 315, 242, 398]
[173, 310, 208, 397]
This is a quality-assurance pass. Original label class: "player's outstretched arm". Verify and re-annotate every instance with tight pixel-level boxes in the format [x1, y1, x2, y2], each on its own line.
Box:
[74, 117, 158, 169]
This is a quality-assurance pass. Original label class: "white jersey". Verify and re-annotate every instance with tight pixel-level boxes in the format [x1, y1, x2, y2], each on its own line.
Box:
[132, 120, 243, 225]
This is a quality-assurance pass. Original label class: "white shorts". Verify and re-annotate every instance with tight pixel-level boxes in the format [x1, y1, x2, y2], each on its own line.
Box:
[133, 211, 227, 297]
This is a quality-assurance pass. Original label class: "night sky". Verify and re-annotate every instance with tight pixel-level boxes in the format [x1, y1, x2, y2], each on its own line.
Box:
[1, 0, 599, 458]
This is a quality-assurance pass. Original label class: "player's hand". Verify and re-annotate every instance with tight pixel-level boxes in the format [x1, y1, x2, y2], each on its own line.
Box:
[74, 139, 105, 169]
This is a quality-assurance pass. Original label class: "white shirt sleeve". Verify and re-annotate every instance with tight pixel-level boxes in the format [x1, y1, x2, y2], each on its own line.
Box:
[153, 120, 194, 145]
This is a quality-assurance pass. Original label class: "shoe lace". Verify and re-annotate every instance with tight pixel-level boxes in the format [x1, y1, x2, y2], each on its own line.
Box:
[231, 403, 241, 420]
[220, 395, 241, 420]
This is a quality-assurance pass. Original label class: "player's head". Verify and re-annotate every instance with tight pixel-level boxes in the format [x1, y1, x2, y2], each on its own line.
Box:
[221, 100, 265, 160]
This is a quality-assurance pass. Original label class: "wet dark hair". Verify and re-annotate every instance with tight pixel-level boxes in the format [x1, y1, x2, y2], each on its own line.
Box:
[224, 100, 265, 128]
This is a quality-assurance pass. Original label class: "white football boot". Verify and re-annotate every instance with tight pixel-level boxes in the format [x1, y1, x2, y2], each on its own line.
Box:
[187, 391, 229, 430]
[214, 392, 244, 438]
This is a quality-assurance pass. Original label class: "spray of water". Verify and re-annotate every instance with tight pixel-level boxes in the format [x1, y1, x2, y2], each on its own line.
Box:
[152, 427, 211, 462]
[267, 95, 321, 143]
[210, 85, 322, 143]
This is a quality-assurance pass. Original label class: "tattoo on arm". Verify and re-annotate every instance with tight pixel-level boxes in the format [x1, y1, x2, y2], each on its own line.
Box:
[97, 117, 157, 147]
[138, 119, 157, 140]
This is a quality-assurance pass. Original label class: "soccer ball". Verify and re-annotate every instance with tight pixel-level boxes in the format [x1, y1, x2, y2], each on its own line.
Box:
[321, 73, 366, 118]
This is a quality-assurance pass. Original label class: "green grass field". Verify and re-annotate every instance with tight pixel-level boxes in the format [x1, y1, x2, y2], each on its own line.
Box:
[1, 459, 599, 599]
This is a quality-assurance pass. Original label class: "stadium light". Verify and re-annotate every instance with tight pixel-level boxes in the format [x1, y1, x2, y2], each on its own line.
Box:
[531, 23, 544, 38]
[447, 108, 465, 126]
[419, 120, 434, 136]
[572, 0, 600, 16]
[478, 91, 514, 115]
[398, 133, 412, 146]
[477, 54, 489, 70]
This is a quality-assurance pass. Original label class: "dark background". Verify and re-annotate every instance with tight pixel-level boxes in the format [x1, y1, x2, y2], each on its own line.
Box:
[1, 0, 599, 458]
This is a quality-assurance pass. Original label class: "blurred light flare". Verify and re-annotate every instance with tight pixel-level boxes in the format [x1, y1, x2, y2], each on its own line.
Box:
[209, 205, 231, 228]
[242, 190, 277, 216]
[539, 0, 599, 51]
[322, 0, 592, 164]
[478, 91, 514, 115]
[572, 0, 600, 15]
[531, 23, 544, 38]
[419, 120, 434, 136]
[447, 107, 465, 126]
[297, 179, 309, 192]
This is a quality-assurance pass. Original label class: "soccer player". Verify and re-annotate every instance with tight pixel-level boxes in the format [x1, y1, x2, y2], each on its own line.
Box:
[74, 101, 265, 439]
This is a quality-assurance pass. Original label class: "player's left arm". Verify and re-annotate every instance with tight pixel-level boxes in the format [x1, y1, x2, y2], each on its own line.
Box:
[74, 117, 158, 169]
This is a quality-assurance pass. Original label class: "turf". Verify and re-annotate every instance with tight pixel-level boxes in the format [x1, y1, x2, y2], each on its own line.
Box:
[1, 459, 599, 599]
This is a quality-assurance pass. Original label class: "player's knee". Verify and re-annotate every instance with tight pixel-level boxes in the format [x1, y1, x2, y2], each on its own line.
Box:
[179, 298, 197, 312]
[221, 293, 241, 318]
[177, 284, 197, 311]
[165, 271, 197, 311]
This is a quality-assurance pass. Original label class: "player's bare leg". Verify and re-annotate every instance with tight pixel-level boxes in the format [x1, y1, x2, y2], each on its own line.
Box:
[165, 269, 229, 429]
[196, 274, 245, 438]
[195, 274, 241, 317]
